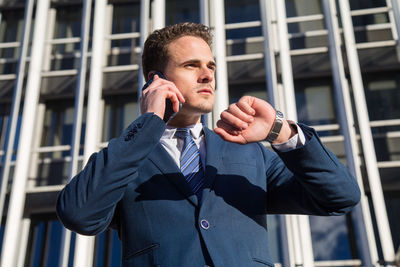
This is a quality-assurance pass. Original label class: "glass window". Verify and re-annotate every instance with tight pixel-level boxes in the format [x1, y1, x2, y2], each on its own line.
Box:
[53, 5, 82, 39]
[109, 3, 141, 67]
[362, 72, 400, 121]
[41, 75, 78, 97]
[112, 2, 140, 35]
[227, 59, 267, 103]
[37, 101, 85, 186]
[384, 190, 400, 251]
[166, 0, 199, 25]
[0, 8, 24, 74]
[286, 0, 322, 17]
[225, 0, 261, 39]
[102, 95, 138, 142]
[294, 78, 338, 127]
[291, 53, 332, 78]
[94, 229, 122, 267]
[267, 215, 284, 264]
[310, 215, 355, 261]
[25, 218, 64, 267]
[51, 5, 82, 70]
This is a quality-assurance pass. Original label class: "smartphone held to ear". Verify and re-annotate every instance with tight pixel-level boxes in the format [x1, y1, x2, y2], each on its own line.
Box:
[142, 71, 182, 123]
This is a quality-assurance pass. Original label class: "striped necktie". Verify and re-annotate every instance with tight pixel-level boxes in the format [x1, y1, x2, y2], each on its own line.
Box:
[175, 128, 204, 199]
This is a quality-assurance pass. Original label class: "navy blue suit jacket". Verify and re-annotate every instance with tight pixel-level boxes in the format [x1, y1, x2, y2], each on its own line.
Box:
[57, 113, 360, 267]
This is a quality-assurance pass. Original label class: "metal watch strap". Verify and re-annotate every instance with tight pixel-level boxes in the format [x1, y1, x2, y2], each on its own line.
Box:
[266, 110, 284, 143]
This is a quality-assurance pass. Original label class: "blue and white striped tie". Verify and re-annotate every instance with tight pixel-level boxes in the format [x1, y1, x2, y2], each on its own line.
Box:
[175, 128, 204, 199]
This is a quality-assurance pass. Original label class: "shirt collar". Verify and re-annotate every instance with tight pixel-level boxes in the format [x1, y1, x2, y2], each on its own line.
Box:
[162, 123, 204, 140]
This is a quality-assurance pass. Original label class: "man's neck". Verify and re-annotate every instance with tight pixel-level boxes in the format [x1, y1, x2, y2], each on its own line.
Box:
[167, 114, 201, 128]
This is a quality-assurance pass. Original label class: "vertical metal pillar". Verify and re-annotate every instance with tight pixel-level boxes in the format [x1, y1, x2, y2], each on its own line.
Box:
[260, 1, 290, 266]
[58, 1, 93, 267]
[72, 1, 107, 266]
[210, 0, 229, 127]
[199, 0, 210, 27]
[275, 0, 315, 266]
[338, 0, 396, 264]
[199, 0, 212, 129]
[138, 0, 150, 110]
[0, 0, 34, 226]
[322, 0, 378, 265]
[0, 0, 51, 266]
[151, 0, 165, 30]
[388, 0, 400, 60]
[259, 0, 279, 108]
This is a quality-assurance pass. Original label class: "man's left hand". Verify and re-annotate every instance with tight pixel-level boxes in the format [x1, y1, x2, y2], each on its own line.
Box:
[214, 96, 296, 144]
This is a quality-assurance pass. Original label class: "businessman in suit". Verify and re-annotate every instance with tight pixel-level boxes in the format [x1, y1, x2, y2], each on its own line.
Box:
[57, 22, 360, 267]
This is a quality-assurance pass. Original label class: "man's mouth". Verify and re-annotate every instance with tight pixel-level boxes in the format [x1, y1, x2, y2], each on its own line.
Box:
[197, 87, 214, 95]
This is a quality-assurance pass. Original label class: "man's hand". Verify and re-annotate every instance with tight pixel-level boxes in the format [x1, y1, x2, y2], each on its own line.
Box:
[214, 96, 296, 144]
[140, 74, 185, 120]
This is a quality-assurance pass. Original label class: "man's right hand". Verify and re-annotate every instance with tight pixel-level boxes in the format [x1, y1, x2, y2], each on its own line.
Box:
[139, 74, 185, 120]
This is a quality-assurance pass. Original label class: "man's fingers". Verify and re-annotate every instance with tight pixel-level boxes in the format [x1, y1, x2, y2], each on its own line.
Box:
[147, 76, 186, 103]
[220, 110, 249, 130]
[236, 100, 256, 116]
[214, 127, 246, 144]
[219, 103, 254, 130]
[216, 120, 242, 136]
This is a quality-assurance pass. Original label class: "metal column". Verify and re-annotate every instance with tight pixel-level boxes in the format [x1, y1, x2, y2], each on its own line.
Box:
[210, 0, 229, 127]
[388, 0, 400, 58]
[72, 1, 107, 266]
[259, 1, 290, 266]
[274, 0, 315, 266]
[259, 0, 279, 108]
[0, 0, 34, 226]
[199, 0, 212, 129]
[322, 0, 378, 265]
[0, 0, 51, 266]
[58, 1, 93, 267]
[338, 0, 396, 264]
[138, 0, 150, 108]
[151, 0, 165, 30]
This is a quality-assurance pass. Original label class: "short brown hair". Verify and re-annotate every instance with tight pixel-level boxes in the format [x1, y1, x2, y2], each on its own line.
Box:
[141, 22, 212, 80]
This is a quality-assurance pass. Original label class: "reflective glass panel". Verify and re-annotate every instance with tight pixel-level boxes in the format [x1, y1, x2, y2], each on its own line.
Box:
[166, 0, 199, 25]
[310, 215, 354, 261]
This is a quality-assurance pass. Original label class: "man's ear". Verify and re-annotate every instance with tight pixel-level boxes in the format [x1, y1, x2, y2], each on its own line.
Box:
[147, 71, 156, 81]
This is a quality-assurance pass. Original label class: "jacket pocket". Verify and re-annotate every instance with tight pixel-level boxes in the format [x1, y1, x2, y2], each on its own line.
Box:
[125, 243, 159, 260]
[253, 257, 274, 266]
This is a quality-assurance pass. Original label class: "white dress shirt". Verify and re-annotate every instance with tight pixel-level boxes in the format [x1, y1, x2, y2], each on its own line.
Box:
[160, 122, 306, 169]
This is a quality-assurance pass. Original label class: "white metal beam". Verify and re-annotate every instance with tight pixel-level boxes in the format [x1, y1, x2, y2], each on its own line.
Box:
[338, 0, 396, 263]
[260, 0, 279, 107]
[0, 1, 51, 266]
[322, 0, 378, 265]
[0, 0, 34, 228]
[274, 0, 315, 266]
[138, 0, 150, 111]
[72, 0, 108, 266]
[151, 0, 165, 30]
[210, 0, 229, 128]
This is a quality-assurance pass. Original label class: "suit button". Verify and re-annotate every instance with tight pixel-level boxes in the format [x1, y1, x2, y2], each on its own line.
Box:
[200, 219, 210, 229]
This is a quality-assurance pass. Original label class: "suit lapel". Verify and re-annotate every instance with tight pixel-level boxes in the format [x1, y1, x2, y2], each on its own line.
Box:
[147, 143, 198, 206]
[201, 128, 224, 203]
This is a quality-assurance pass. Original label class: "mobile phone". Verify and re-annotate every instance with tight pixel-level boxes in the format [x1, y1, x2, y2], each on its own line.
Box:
[142, 71, 181, 123]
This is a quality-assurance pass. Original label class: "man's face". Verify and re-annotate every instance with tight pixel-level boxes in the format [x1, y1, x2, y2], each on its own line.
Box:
[163, 36, 216, 117]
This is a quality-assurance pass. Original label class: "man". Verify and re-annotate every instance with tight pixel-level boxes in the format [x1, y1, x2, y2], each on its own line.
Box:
[57, 22, 360, 266]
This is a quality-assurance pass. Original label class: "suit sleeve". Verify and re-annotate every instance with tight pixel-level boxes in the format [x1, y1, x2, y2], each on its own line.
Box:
[264, 124, 361, 215]
[56, 113, 166, 235]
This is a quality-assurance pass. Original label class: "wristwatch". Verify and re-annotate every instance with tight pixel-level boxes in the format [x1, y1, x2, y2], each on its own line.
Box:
[266, 110, 284, 143]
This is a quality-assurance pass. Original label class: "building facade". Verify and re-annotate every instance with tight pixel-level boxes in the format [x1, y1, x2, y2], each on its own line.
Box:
[0, 0, 399, 266]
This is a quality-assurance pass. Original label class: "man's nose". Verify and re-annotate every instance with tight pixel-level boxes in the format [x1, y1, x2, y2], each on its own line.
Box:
[198, 67, 214, 83]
